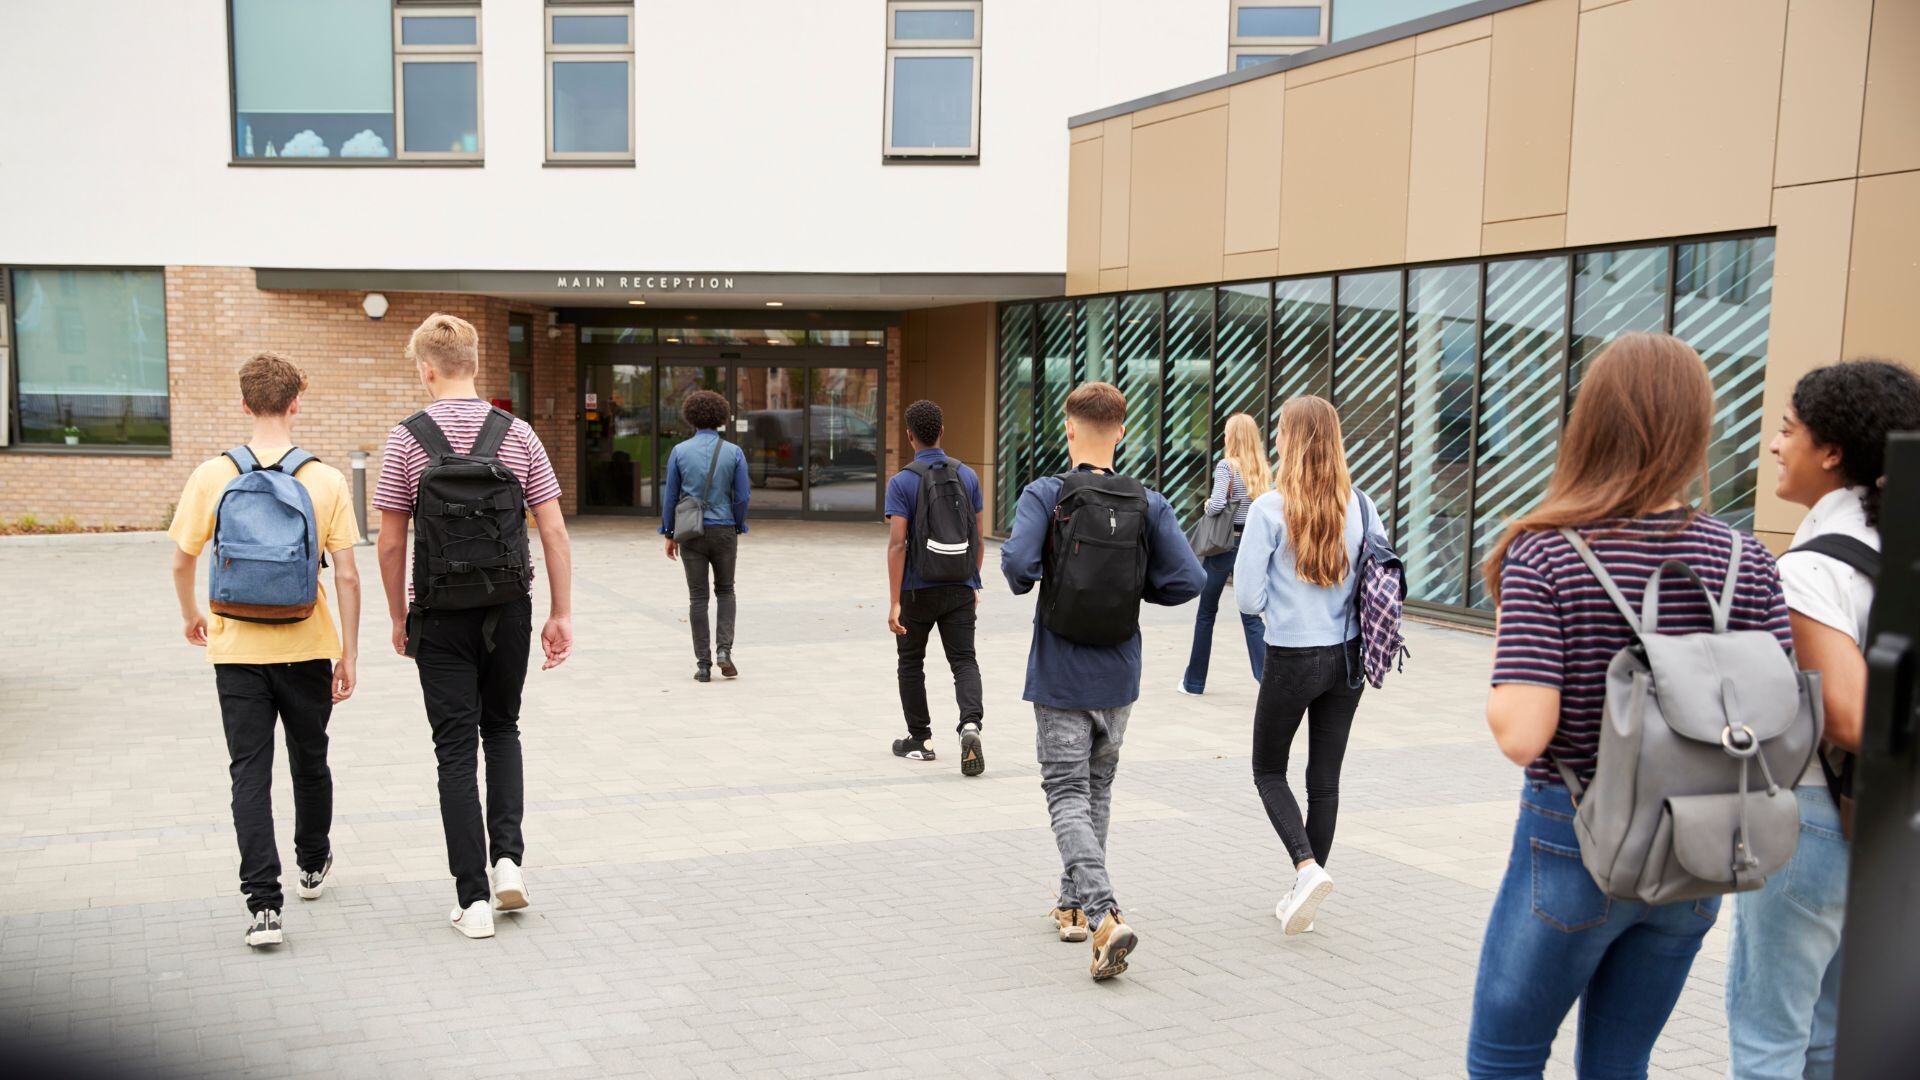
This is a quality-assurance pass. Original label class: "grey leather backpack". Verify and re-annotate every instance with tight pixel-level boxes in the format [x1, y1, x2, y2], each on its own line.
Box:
[1555, 528, 1822, 905]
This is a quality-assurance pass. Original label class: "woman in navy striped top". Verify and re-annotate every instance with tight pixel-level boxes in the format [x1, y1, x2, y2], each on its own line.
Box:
[1467, 334, 1792, 1078]
[1177, 412, 1269, 695]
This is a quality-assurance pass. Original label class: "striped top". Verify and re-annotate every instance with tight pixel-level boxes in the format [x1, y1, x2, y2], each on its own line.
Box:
[1204, 460, 1252, 526]
[373, 398, 563, 597]
[1491, 511, 1792, 787]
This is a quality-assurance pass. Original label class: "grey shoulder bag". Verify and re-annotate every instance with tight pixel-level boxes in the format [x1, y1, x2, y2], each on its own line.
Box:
[1188, 463, 1240, 558]
[672, 438, 728, 542]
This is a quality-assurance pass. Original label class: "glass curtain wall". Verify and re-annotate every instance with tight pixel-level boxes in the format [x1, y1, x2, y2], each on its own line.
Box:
[994, 233, 1776, 614]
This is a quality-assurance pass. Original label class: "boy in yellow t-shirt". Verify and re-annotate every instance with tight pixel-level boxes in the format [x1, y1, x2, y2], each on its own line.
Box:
[168, 352, 361, 948]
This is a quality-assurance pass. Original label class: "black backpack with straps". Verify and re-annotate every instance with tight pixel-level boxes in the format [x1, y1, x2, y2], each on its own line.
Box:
[404, 406, 531, 612]
[905, 457, 979, 583]
[1040, 469, 1151, 646]
[1786, 532, 1880, 836]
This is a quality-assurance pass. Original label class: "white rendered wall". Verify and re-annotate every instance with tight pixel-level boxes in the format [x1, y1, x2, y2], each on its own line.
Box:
[0, 0, 1227, 275]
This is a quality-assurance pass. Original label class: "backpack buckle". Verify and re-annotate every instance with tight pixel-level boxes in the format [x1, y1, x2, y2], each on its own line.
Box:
[444, 502, 470, 517]
[447, 560, 473, 574]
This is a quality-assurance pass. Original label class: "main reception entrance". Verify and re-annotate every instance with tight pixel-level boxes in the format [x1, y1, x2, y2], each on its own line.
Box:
[576, 329, 887, 519]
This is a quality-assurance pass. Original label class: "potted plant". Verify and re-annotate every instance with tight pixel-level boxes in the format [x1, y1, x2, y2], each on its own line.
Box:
[62, 425, 82, 446]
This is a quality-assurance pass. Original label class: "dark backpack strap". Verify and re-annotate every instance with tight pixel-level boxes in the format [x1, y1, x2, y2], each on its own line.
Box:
[402, 410, 458, 465]
[1787, 534, 1881, 580]
[223, 446, 261, 474]
[273, 447, 319, 476]
[469, 406, 515, 461]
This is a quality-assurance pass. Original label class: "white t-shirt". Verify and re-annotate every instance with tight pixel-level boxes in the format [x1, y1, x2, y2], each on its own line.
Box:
[1778, 485, 1878, 786]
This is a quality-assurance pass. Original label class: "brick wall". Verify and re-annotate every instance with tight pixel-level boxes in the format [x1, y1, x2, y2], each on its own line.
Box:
[884, 324, 903, 479]
[0, 266, 574, 526]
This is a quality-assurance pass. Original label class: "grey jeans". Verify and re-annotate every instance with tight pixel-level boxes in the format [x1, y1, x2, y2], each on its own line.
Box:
[678, 526, 737, 663]
[1035, 702, 1131, 926]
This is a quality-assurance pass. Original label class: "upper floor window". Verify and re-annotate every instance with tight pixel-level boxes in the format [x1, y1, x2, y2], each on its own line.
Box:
[884, 1, 982, 160]
[1228, 1, 1328, 70]
[546, 2, 636, 162]
[4, 269, 170, 450]
[229, 0, 482, 163]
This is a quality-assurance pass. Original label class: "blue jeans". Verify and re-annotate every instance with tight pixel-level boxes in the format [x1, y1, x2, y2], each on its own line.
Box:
[1181, 547, 1265, 693]
[1725, 786, 1848, 1080]
[1468, 783, 1720, 1079]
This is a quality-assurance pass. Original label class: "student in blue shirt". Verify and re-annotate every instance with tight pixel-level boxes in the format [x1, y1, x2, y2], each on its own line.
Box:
[660, 390, 751, 682]
[1001, 381, 1205, 981]
[884, 400, 987, 774]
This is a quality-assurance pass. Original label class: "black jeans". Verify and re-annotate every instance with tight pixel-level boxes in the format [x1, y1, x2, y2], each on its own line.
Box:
[1251, 639, 1364, 867]
[415, 597, 532, 908]
[214, 660, 334, 913]
[896, 584, 983, 742]
[680, 526, 738, 664]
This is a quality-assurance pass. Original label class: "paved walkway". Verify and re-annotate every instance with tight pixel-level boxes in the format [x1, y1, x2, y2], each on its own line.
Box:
[0, 520, 1732, 1078]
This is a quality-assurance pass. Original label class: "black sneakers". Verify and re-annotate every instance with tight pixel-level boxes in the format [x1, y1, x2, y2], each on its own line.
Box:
[245, 909, 284, 948]
[892, 737, 936, 761]
[694, 663, 712, 683]
[296, 853, 333, 900]
[959, 724, 985, 777]
[716, 650, 738, 679]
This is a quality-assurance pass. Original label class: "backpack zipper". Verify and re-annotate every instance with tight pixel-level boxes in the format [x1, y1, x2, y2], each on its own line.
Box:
[1108, 509, 1116, 536]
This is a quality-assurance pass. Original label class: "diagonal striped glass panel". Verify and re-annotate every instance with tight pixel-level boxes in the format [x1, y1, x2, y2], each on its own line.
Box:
[1675, 236, 1774, 532]
[1334, 271, 1402, 536]
[995, 303, 1035, 528]
[1273, 277, 1334, 444]
[1163, 289, 1215, 526]
[1084, 296, 1118, 385]
[1470, 256, 1569, 609]
[1214, 284, 1269, 449]
[1115, 292, 1163, 485]
[1035, 300, 1083, 478]
[1571, 246, 1668, 388]
[1399, 265, 1479, 607]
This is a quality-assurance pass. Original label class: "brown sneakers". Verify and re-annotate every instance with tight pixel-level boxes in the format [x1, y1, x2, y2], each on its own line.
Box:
[1049, 906, 1089, 942]
[1088, 912, 1138, 980]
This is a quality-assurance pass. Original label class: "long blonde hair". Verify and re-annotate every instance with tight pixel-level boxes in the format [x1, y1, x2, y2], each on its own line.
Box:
[1222, 412, 1272, 500]
[1274, 396, 1353, 587]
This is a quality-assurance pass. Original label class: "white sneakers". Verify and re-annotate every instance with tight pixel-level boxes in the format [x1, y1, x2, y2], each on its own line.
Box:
[1175, 683, 1201, 697]
[1276, 863, 1333, 936]
[450, 900, 495, 939]
[492, 858, 529, 911]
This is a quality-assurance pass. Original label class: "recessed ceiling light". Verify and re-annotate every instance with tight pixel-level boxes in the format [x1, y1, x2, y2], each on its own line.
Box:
[627, 299, 646, 306]
[665, 337, 681, 343]
[764, 300, 784, 307]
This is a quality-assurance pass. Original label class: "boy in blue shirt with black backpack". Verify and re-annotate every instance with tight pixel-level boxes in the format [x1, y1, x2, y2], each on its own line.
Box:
[1001, 381, 1204, 981]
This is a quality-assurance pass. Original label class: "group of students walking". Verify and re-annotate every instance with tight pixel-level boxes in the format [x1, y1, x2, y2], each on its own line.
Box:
[169, 309, 1910, 1077]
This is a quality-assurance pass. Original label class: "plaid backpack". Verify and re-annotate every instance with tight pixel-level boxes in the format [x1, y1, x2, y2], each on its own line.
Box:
[1347, 492, 1408, 688]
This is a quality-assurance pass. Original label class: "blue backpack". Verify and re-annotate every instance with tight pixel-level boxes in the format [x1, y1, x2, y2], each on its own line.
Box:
[208, 446, 324, 624]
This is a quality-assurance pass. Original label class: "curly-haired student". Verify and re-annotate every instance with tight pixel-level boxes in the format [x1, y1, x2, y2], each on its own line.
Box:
[660, 389, 752, 682]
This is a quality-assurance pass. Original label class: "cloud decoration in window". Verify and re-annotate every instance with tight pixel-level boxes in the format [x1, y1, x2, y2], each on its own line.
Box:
[340, 130, 390, 158]
[279, 130, 331, 157]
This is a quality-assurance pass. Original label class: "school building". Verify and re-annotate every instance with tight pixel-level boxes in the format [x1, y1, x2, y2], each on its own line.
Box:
[1, 1, 1916, 620]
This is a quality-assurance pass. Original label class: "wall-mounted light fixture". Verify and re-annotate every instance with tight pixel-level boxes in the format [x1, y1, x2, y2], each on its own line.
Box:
[362, 293, 389, 320]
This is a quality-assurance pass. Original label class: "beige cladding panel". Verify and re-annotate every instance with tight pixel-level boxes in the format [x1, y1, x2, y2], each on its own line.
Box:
[1773, 0, 1873, 188]
[1286, 37, 1415, 87]
[1067, 137, 1103, 295]
[1481, 213, 1566, 254]
[1277, 59, 1415, 276]
[1756, 178, 1857, 534]
[1483, 0, 1578, 223]
[1416, 14, 1492, 53]
[1859, 0, 1920, 176]
[1843, 170, 1920, 359]
[1125, 106, 1230, 290]
[1099, 118, 1132, 271]
[1406, 38, 1492, 264]
[1565, 0, 1788, 247]
[1223, 73, 1287, 256]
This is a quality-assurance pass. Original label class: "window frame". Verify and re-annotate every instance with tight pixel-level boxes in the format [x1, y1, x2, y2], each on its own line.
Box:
[1, 265, 174, 456]
[393, 6, 485, 162]
[883, 1, 983, 161]
[1226, 0, 1327, 70]
[545, 4, 636, 164]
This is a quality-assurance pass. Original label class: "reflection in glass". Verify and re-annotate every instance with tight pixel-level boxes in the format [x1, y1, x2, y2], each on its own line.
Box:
[996, 306, 1036, 526]
[808, 368, 884, 512]
[1036, 301, 1081, 479]
[810, 329, 887, 347]
[1236, 54, 1284, 70]
[660, 328, 807, 347]
[401, 15, 477, 46]
[402, 62, 480, 153]
[890, 56, 974, 149]
[579, 327, 655, 344]
[1571, 247, 1667, 387]
[736, 367, 807, 511]
[1115, 293, 1163, 485]
[1083, 297, 1118, 385]
[551, 15, 630, 46]
[1675, 236, 1774, 531]
[581, 364, 654, 510]
[232, 0, 393, 159]
[659, 367, 728, 456]
[1399, 266, 1479, 606]
[553, 60, 630, 154]
[894, 9, 975, 39]
[1470, 257, 1568, 608]
[10, 269, 170, 446]
[1238, 6, 1322, 37]
[1215, 284, 1268, 438]
[1273, 277, 1333, 440]
[1163, 290, 1214, 526]
[1334, 271, 1402, 534]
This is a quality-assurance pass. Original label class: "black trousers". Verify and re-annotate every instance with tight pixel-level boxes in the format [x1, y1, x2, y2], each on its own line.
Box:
[1251, 639, 1365, 867]
[214, 660, 334, 913]
[896, 584, 983, 742]
[414, 597, 532, 908]
[680, 526, 738, 664]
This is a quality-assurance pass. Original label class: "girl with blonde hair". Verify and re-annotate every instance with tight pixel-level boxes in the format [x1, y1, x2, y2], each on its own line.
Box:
[1177, 412, 1272, 694]
[1232, 395, 1388, 935]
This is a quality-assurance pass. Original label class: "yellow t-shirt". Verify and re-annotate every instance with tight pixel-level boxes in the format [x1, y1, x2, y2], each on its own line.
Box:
[168, 446, 360, 665]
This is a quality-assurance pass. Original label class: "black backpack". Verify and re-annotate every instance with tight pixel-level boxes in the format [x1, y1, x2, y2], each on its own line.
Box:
[404, 407, 531, 612]
[1040, 470, 1150, 646]
[905, 458, 979, 583]
[1785, 532, 1880, 836]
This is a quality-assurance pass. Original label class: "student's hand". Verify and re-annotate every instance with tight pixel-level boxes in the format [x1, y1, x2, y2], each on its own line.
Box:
[974, 589, 984, 609]
[390, 620, 407, 657]
[663, 537, 678, 561]
[182, 610, 209, 647]
[541, 614, 573, 670]
[331, 657, 356, 704]
[888, 603, 906, 636]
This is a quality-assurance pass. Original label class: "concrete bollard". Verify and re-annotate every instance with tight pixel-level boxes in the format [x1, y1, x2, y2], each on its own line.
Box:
[351, 451, 373, 545]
